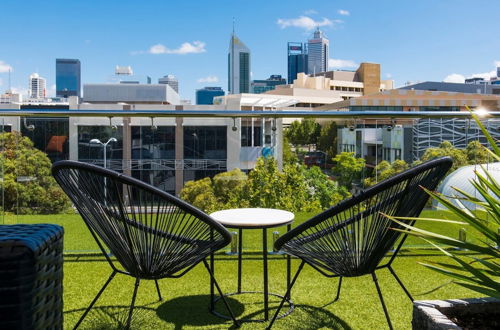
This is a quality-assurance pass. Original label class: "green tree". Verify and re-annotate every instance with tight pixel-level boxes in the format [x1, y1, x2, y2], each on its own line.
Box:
[0, 132, 71, 214]
[303, 166, 350, 209]
[285, 119, 321, 150]
[421, 141, 468, 172]
[246, 157, 290, 209]
[364, 159, 409, 187]
[466, 140, 490, 165]
[332, 152, 366, 188]
[282, 135, 298, 165]
[179, 177, 220, 213]
[316, 121, 338, 162]
[212, 168, 248, 208]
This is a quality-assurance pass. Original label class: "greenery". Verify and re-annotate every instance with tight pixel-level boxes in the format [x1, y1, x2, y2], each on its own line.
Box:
[180, 157, 350, 214]
[332, 152, 366, 188]
[0, 132, 71, 214]
[420, 140, 491, 172]
[389, 112, 500, 299]
[364, 159, 409, 187]
[285, 119, 321, 150]
[316, 121, 338, 162]
[282, 135, 298, 165]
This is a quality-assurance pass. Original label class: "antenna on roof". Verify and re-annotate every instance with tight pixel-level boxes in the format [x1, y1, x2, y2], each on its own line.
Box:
[232, 17, 235, 35]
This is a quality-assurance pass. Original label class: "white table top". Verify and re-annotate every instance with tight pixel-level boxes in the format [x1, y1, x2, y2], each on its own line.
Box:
[210, 208, 295, 228]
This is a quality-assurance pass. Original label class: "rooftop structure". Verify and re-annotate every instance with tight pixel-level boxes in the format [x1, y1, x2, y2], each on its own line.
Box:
[83, 83, 180, 104]
[158, 75, 179, 93]
[251, 75, 286, 94]
[400, 81, 500, 94]
[196, 87, 225, 105]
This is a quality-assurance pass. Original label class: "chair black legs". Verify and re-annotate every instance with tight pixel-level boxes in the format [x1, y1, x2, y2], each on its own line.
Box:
[73, 271, 117, 330]
[266, 261, 306, 330]
[388, 266, 413, 302]
[202, 259, 240, 328]
[154, 279, 163, 301]
[125, 278, 140, 329]
[334, 276, 342, 302]
[371, 272, 393, 330]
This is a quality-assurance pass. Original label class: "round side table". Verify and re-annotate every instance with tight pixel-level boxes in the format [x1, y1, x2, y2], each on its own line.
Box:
[209, 208, 295, 322]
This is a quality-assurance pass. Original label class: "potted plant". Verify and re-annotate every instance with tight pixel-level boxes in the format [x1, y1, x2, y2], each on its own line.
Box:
[387, 111, 499, 329]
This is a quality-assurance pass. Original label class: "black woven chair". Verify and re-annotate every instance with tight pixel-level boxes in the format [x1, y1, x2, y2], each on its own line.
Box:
[267, 157, 453, 329]
[51, 160, 239, 329]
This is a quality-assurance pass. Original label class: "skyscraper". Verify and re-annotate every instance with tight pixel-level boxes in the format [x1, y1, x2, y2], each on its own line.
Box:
[287, 42, 308, 84]
[228, 33, 250, 94]
[29, 73, 46, 99]
[307, 28, 329, 74]
[196, 87, 225, 105]
[56, 59, 81, 97]
[158, 74, 179, 93]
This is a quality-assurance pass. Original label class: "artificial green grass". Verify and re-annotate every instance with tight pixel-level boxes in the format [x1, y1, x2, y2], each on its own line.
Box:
[3, 209, 484, 253]
[2, 212, 485, 328]
[63, 253, 479, 329]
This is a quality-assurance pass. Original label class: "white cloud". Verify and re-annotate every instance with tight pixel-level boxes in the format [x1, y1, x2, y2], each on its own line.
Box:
[386, 73, 393, 79]
[494, 60, 500, 67]
[328, 58, 358, 69]
[46, 84, 56, 97]
[443, 73, 465, 83]
[304, 9, 317, 15]
[338, 9, 350, 16]
[10, 86, 29, 96]
[0, 60, 13, 73]
[135, 41, 206, 55]
[277, 16, 333, 31]
[197, 75, 219, 83]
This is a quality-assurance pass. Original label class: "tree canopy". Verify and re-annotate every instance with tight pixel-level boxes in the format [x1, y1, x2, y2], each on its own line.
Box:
[0, 132, 71, 214]
[332, 152, 366, 188]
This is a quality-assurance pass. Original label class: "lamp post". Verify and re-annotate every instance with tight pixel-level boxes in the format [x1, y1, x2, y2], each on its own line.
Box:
[90, 138, 117, 169]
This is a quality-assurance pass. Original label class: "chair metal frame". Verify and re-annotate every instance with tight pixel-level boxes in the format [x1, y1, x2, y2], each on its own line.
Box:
[267, 157, 453, 329]
[52, 160, 240, 329]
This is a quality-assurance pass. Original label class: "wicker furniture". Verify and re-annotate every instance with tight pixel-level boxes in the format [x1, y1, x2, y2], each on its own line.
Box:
[0, 224, 64, 330]
[267, 157, 453, 329]
[52, 160, 239, 329]
[209, 208, 295, 322]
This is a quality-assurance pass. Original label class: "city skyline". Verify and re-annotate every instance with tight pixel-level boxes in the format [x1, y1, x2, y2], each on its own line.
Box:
[0, 0, 499, 102]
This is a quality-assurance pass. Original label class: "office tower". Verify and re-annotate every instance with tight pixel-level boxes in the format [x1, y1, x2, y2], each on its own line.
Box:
[307, 28, 329, 74]
[29, 73, 46, 99]
[196, 87, 225, 105]
[251, 75, 286, 94]
[228, 32, 251, 94]
[56, 59, 81, 98]
[287, 42, 308, 84]
[158, 74, 179, 93]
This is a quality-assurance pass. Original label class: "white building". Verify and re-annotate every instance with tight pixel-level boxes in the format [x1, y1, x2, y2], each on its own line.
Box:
[83, 83, 180, 105]
[307, 28, 329, 74]
[158, 75, 179, 93]
[228, 33, 251, 94]
[29, 73, 46, 99]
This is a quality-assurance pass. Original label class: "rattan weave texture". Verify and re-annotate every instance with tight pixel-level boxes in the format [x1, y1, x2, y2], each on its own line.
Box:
[0, 224, 64, 330]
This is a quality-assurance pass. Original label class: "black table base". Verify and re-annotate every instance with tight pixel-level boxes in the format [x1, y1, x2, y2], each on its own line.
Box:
[210, 224, 293, 322]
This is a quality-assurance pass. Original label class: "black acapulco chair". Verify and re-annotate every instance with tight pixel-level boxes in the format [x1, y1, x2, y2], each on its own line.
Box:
[267, 157, 453, 330]
[51, 160, 240, 329]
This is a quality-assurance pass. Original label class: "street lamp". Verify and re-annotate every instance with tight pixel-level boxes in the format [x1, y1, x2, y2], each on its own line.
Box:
[90, 138, 117, 169]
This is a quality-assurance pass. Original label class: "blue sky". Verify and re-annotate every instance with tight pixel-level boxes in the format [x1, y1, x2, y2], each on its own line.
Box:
[0, 0, 499, 102]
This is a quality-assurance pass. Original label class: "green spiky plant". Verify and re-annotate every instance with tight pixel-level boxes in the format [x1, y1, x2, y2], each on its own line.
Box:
[388, 109, 500, 299]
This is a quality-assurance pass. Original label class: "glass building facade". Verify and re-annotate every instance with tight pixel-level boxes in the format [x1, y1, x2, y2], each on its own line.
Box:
[287, 42, 308, 84]
[196, 87, 225, 105]
[56, 59, 81, 98]
[251, 75, 286, 94]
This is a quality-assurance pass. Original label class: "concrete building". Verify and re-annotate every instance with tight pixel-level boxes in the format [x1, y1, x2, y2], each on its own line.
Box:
[251, 75, 286, 94]
[29, 73, 46, 99]
[287, 42, 308, 84]
[307, 28, 329, 74]
[158, 74, 179, 93]
[400, 81, 500, 95]
[196, 87, 225, 105]
[228, 33, 251, 94]
[56, 59, 81, 98]
[83, 83, 180, 105]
